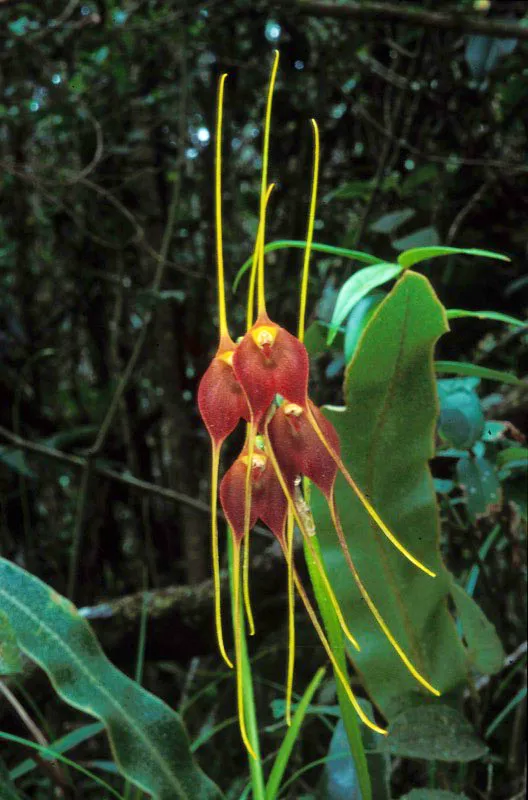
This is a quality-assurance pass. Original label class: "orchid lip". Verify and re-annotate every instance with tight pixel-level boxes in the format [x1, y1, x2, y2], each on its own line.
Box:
[284, 403, 303, 417]
[241, 452, 267, 472]
[251, 325, 277, 349]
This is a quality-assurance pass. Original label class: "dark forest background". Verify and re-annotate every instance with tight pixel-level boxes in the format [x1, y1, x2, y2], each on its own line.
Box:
[0, 1, 526, 798]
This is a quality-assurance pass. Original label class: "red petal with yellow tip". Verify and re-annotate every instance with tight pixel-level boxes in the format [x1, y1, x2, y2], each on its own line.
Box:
[268, 400, 339, 496]
[220, 451, 288, 542]
[198, 356, 250, 445]
[233, 315, 309, 424]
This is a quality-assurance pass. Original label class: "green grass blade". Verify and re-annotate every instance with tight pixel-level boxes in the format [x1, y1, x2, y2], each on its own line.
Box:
[485, 686, 527, 739]
[0, 558, 223, 800]
[265, 667, 326, 800]
[1, 730, 125, 799]
[9, 721, 104, 781]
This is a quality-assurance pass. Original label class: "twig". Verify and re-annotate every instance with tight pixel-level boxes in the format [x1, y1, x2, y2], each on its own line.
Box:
[295, 1, 528, 41]
[0, 424, 214, 518]
[0, 681, 72, 796]
[446, 179, 493, 245]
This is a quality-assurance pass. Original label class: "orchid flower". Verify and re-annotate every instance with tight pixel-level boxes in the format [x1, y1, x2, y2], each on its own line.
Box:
[198, 51, 440, 758]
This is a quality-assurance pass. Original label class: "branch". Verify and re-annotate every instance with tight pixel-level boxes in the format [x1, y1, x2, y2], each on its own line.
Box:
[295, 1, 528, 41]
[0, 425, 211, 517]
[0, 424, 272, 535]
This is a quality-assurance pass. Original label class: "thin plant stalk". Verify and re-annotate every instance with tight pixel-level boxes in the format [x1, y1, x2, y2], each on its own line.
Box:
[228, 533, 265, 798]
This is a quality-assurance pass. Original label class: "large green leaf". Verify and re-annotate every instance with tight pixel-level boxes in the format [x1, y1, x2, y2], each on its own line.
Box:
[0, 559, 222, 800]
[312, 272, 469, 718]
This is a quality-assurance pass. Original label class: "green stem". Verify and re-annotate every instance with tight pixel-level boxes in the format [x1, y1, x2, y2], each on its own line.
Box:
[304, 523, 372, 800]
[228, 534, 265, 799]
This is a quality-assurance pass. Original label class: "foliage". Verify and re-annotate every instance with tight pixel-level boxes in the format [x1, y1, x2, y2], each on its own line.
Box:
[0, 1, 526, 798]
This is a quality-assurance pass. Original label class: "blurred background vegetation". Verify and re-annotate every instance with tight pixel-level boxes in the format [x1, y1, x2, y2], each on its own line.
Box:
[0, 1, 526, 798]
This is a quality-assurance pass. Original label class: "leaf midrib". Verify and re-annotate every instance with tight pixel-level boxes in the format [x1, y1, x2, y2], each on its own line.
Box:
[363, 281, 430, 674]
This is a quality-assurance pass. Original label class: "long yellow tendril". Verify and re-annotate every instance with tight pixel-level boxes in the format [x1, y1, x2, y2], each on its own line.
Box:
[232, 537, 257, 758]
[298, 119, 320, 343]
[285, 508, 295, 727]
[307, 406, 436, 578]
[242, 424, 256, 636]
[328, 498, 440, 695]
[257, 50, 280, 317]
[247, 183, 275, 329]
[279, 539, 386, 736]
[215, 73, 228, 339]
[211, 444, 233, 668]
[264, 429, 360, 652]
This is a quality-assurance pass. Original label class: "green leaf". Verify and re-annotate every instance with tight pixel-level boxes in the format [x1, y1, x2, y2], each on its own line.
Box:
[265, 668, 326, 800]
[92, 46, 110, 64]
[397, 246, 510, 269]
[370, 208, 415, 234]
[450, 583, 504, 674]
[233, 240, 382, 292]
[400, 164, 439, 195]
[437, 379, 484, 449]
[0, 559, 223, 800]
[446, 309, 526, 327]
[0, 448, 35, 478]
[435, 361, 522, 386]
[496, 446, 528, 468]
[393, 226, 440, 251]
[387, 705, 487, 762]
[327, 263, 402, 345]
[8, 17, 31, 37]
[320, 718, 362, 800]
[456, 456, 501, 521]
[343, 292, 386, 363]
[10, 722, 104, 780]
[400, 791, 469, 800]
[327, 180, 375, 201]
[0, 611, 23, 675]
[304, 322, 343, 358]
[312, 272, 470, 718]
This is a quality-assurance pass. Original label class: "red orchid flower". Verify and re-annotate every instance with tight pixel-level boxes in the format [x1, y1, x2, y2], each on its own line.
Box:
[198, 52, 439, 757]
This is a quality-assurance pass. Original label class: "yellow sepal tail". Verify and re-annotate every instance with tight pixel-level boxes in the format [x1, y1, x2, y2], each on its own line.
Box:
[307, 406, 437, 578]
[211, 443, 233, 669]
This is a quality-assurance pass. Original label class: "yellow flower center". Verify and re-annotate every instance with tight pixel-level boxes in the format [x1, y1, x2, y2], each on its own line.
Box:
[251, 325, 277, 350]
[284, 403, 303, 417]
[241, 452, 267, 472]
